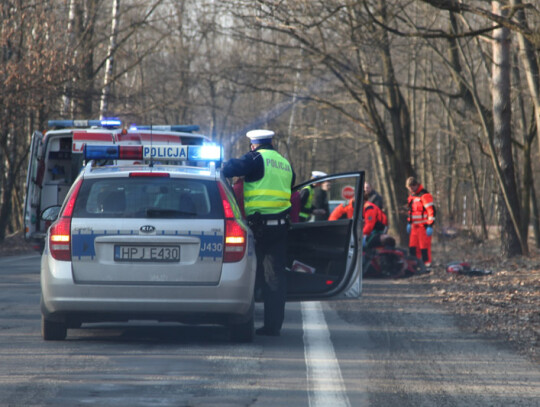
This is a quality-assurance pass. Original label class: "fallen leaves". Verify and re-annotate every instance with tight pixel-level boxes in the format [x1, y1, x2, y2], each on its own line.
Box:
[411, 238, 540, 363]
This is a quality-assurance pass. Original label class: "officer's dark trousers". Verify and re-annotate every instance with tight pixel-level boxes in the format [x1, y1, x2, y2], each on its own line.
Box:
[254, 223, 288, 333]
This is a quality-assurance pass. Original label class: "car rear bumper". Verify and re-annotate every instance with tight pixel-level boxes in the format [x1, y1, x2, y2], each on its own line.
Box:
[41, 254, 256, 325]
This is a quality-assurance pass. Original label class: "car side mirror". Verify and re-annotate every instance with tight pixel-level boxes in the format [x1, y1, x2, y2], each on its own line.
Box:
[41, 205, 62, 222]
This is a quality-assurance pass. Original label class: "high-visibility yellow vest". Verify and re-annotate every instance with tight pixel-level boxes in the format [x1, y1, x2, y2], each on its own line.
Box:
[299, 185, 313, 220]
[244, 149, 292, 216]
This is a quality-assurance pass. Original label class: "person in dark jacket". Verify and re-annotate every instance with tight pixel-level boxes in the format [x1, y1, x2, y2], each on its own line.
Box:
[312, 176, 330, 221]
[364, 182, 383, 210]
[223, 129, 296, 336]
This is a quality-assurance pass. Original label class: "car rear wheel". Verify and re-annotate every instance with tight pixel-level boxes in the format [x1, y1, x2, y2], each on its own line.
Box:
[41, 316, 67, 341]
[230, 316, 254, 343]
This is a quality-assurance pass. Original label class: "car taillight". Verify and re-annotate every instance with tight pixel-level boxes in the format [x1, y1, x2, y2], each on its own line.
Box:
[218, 183, 247, 263]
[49, 179, 82, 261]
[224, 219, 247, 262]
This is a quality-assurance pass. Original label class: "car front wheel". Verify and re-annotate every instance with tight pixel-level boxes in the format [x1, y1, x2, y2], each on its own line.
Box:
[41, 316, 67, 341]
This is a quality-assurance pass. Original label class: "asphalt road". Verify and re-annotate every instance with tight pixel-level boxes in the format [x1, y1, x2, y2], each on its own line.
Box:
[0, 254, 538, 406]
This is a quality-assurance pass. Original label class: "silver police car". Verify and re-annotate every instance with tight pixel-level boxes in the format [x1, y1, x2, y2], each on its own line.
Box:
[40, 143, 365, 342]
[40, 144, 256, 342]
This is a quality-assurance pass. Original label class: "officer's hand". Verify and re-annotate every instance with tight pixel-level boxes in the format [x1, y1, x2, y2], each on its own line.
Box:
[426, 226, 433, 237]
[406, 224, 411, 234]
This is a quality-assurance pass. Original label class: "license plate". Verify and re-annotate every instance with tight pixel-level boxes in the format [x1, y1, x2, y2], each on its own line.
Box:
[114, 245, 180, 262]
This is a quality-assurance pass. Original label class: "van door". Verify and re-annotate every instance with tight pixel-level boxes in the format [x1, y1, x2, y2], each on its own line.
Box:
[24, 131, 44, 243]
[286, 171, 364, 300]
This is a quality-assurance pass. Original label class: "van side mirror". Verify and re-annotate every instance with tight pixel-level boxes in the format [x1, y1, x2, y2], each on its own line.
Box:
[41, 205, 62, 222]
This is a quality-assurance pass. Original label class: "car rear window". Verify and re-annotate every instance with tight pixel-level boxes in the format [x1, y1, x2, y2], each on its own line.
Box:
[73, 177, 223, 219]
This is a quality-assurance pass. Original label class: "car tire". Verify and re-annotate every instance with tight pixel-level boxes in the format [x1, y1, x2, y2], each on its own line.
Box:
[42, 316, 67, 341]
[67, 319, 82, 329]
[230, 313, 254, 343]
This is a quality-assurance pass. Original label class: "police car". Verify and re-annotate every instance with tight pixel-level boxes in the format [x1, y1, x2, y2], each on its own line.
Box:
[40, 143, 365, 342]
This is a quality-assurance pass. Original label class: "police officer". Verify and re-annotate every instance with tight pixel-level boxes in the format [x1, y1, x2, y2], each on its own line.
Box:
[223, 129, 296, 336]
[299, 171, 327, 222]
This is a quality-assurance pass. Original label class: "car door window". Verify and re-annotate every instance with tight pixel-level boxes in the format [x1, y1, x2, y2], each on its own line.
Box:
[287, 172, 364, 300]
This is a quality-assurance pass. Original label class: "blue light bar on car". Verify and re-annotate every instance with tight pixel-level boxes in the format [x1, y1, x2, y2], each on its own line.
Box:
[188, 145, 222, 161]
[100, 118, 123, 128]
[83, 144, 222, 163]
[48, 118, 122, 129]
[84, 145, 120, 160]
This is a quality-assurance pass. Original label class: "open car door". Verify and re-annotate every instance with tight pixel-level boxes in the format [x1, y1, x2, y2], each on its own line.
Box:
[286, 171, 364, 301]
[24, 131, 44, 243]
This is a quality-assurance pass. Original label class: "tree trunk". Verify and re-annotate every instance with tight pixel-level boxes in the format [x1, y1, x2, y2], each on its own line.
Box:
[74, 0, 98, 116]
[511, 0, 540, 157]
[492, 1, 524, 256]
[465, 142, 488, 239]
[61, 0, 77, 116]
[100, 0, 120, 118]
[378, 9, 413, 245]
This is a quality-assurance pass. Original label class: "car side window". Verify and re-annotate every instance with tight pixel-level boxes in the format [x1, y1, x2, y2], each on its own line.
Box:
[296, 177, 358, 223]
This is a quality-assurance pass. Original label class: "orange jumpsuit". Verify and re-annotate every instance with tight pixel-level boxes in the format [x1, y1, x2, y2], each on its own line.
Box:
[363, 201, 387, 236]
[328, 198, 354, 221]
[407, 184, 435, 266]
[329, 200, 388, 238]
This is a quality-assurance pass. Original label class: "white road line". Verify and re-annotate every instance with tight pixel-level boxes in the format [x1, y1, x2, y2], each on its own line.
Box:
[302, 301, 351, 407]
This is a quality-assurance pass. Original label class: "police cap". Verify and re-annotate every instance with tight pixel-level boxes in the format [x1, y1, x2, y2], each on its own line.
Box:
[311, 170, 327, 178]
[246, 129, 274, 144]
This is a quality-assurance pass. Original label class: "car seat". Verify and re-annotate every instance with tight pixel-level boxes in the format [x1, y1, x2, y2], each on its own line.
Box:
[177, 193, 196, 214]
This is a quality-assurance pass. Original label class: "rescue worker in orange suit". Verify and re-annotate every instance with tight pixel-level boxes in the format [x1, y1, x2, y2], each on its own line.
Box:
[328, 198, 354, 221]
[329, 198, 387, 241]
[362, 200, 388, 246]
[406, 176, 436, 270]
[223, 129, 295, 337]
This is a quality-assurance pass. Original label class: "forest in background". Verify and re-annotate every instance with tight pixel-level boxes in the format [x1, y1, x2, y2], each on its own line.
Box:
[1, 0, 539, 258]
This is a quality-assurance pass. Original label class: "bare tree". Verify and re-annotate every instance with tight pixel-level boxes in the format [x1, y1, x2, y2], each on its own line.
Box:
[0, 1, 70, 241]
[100, 0, 120, 118]
[491, 1, 523, 256]
[2, 0, 540, 258]
[414, 0, 534, 255]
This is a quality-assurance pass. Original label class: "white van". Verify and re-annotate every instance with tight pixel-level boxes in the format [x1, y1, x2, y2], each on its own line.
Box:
[24, 119, 209, 250]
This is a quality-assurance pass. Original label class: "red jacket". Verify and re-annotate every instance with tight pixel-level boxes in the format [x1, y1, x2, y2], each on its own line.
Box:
[407, 184, 435, 227]
[328, 199, 354, 221]
[328, 200, 388, 236]
[363, 201, 387, 236]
